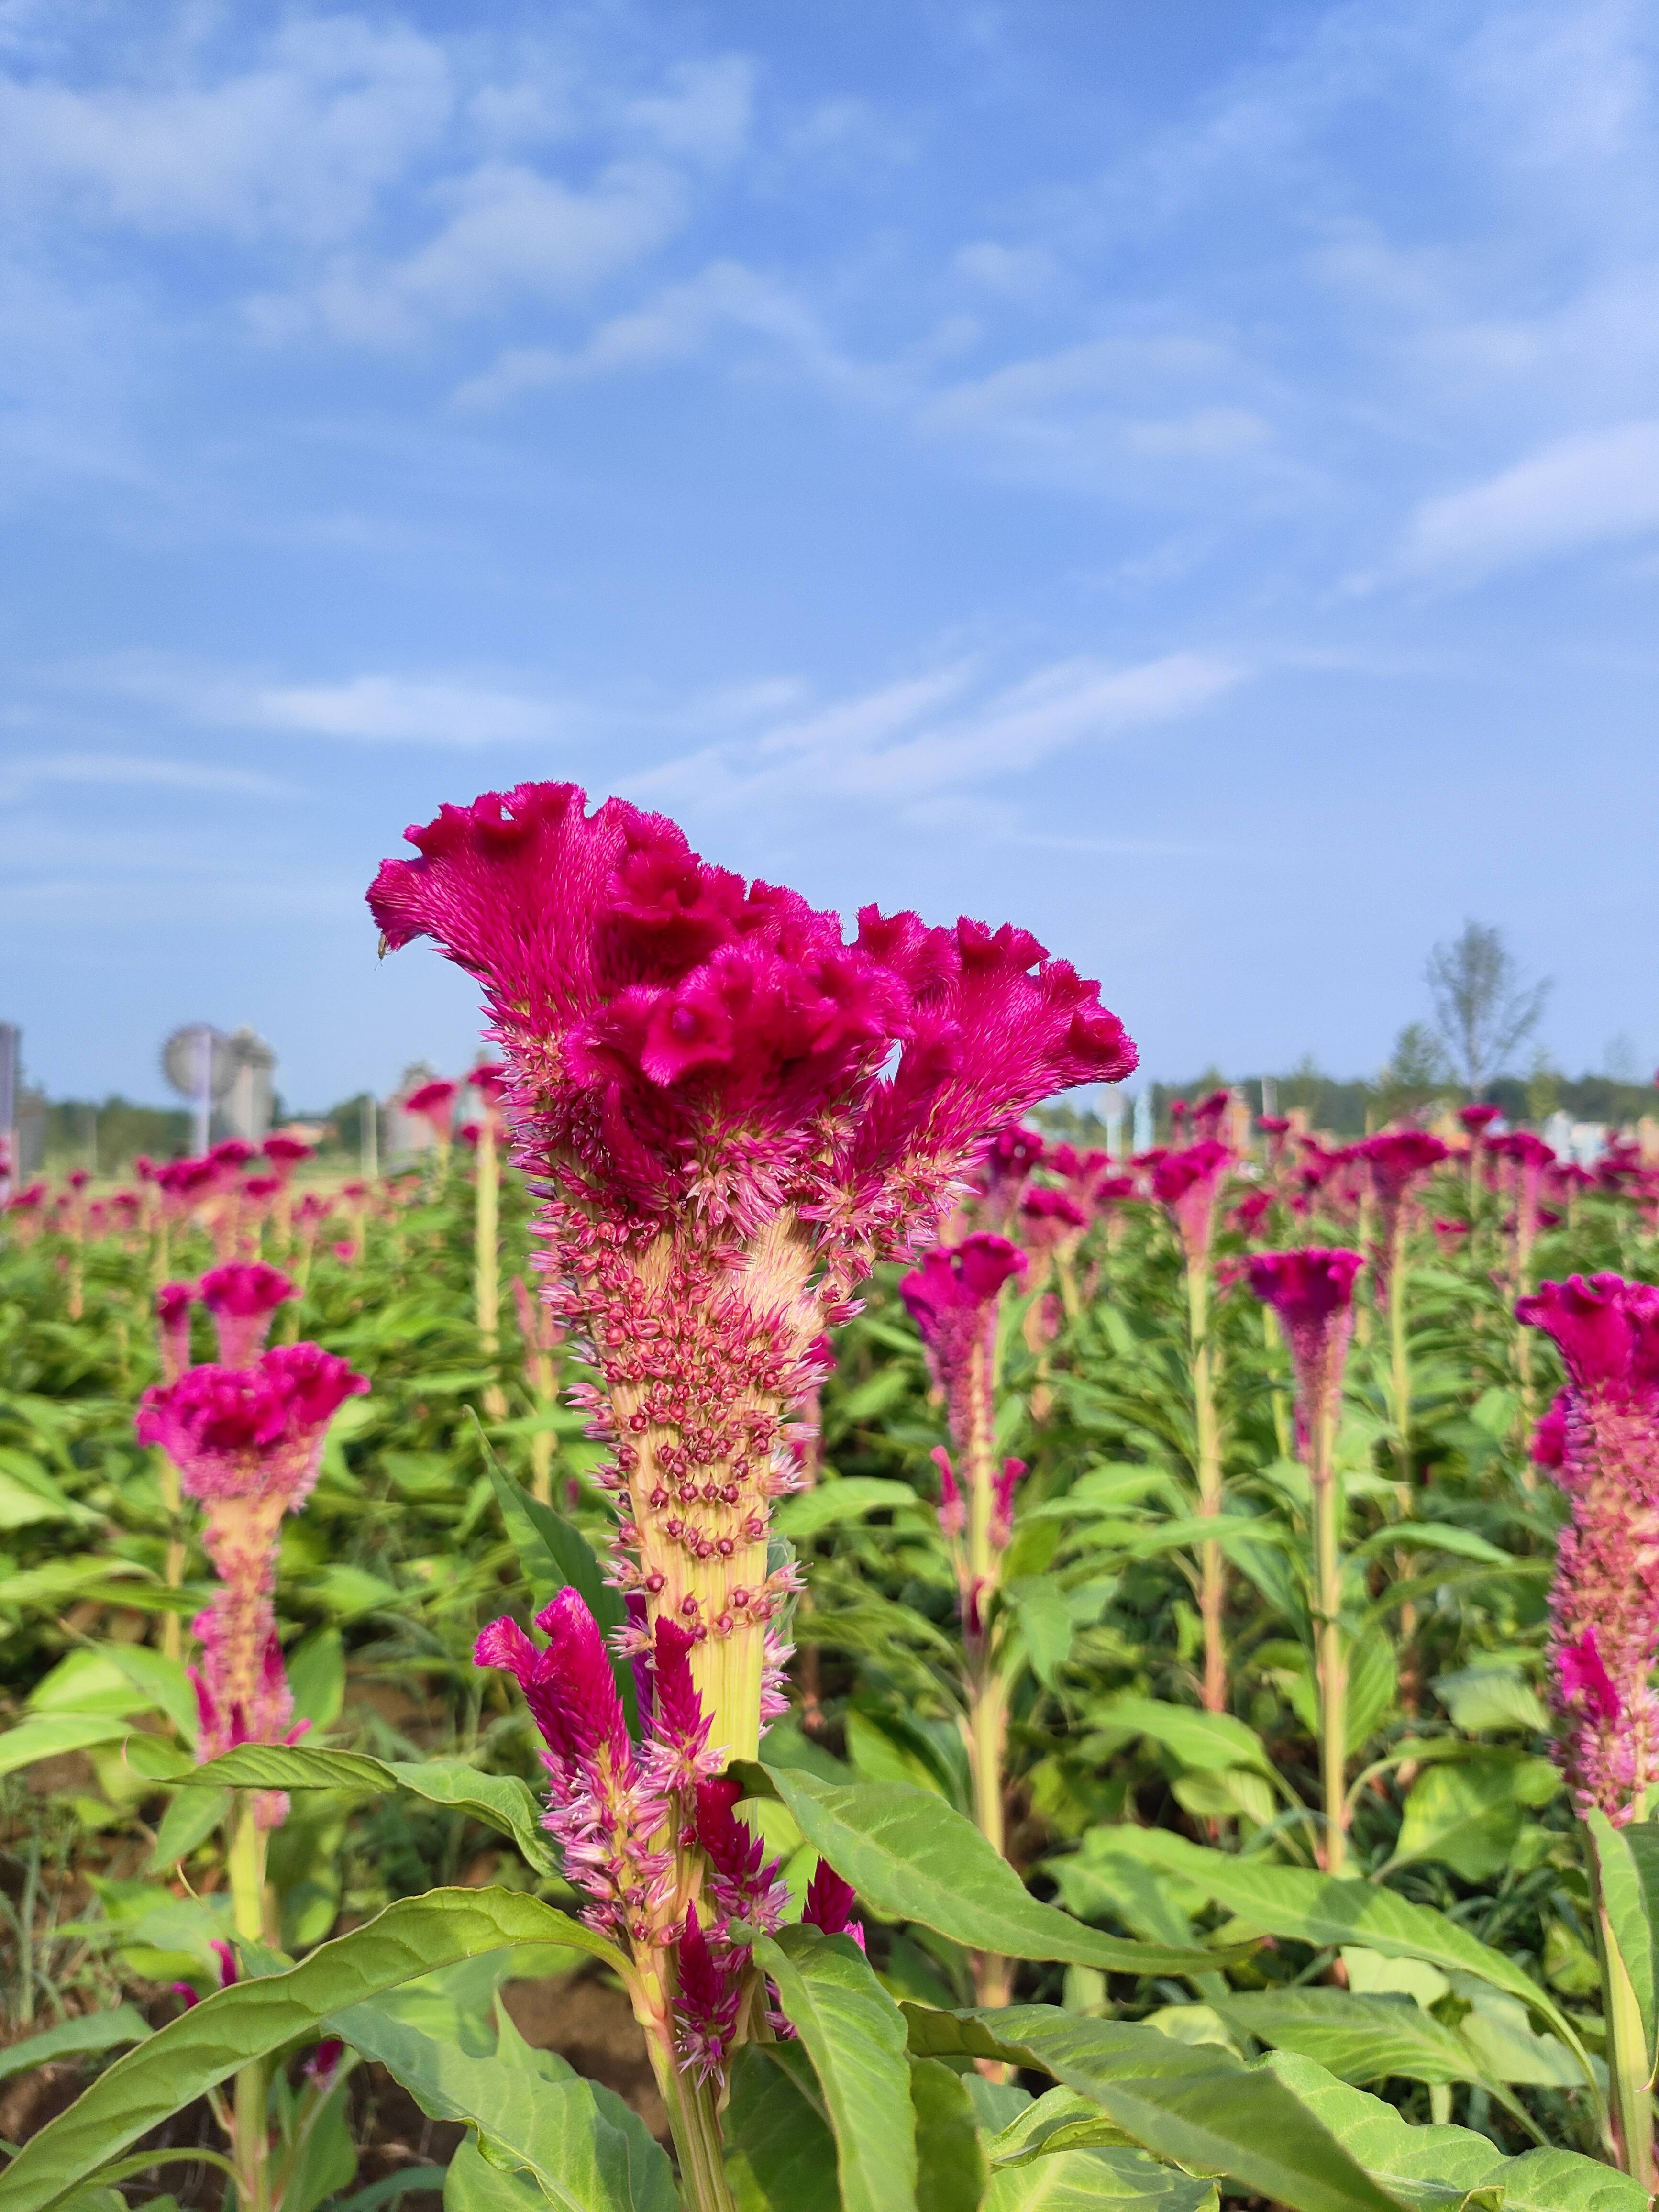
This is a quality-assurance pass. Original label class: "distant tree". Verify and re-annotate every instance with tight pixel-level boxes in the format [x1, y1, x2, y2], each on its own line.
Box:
[1375, 1021, 1450, 1122]
[1425, 920, 1550, 1096]
[1526, 1050, 1562, 1126]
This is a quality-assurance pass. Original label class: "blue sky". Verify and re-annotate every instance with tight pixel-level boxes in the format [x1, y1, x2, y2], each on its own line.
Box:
[3, 0, 1657, 1110]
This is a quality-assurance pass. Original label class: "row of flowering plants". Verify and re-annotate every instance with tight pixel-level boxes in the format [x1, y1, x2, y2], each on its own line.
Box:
[1, 785, 1658, 2205]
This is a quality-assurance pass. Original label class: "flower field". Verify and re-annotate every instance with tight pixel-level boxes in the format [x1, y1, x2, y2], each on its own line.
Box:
[2, 785, 1659, 2212]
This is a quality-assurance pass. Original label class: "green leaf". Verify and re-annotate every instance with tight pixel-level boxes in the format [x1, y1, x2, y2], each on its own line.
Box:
[754, 1925, 919, 2212]
[1587, 1811, 1657, 2070]
[444, 2135, 550, 2212]
[1263, 2050, 1649, 2211]
[147, 1787, 230, 1873]
[1392, 1761, 1558, 1882]
[164, 1739, 558, 1874]
[187, 1743, 397, 1793]
[289, 1629, 346, 1730]
[1431, 1666, 1549, 1734]
[303, 1565, 401, 1619]
[0, 1887, 627, 2212]
[333, 1980, 674, 2212]
[0, 2008, 149, 2082]
[387, 1760, 559, 1876]
[1005, 1578, 1075, 1690]
[1215, 1989, 1482, 2087]
[1091, 1697, 1275, 1778]
[901, 2005, 1402, 2212]
[910, 2057, 987, 2212]
[282, 2072, 357, 2212]
[986, 2144, 1217, 2208]
[775, 1479, 923, 1539]
[485, 1459, 636, 1731]
[727, 2041, 841, 2212]
[1351, 1524, 1508, 1569]
[0, 1713, 134, 1779]
[1115, 1829, 1588, 2079]
[740, 1767, 1250, 1979]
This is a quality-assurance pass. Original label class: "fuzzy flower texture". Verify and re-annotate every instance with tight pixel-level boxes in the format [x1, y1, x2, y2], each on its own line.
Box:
[139, 1271, 366, 1820]
[368, 781, 1133, 2073]
[1520, 1273, 1659, 1822]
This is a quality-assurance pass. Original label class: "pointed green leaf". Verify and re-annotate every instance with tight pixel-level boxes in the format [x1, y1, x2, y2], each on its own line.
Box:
[443, 2135, 549, 2212]
[0, 1888, 626, 2212]
[986, 2144, 1217, 2208]
[1215, 1989, 1485, 2087]
[0, 1713, 133, 1779]
[147, 1787, 230, 1873]
[187, 1743, 397, 1792]
[1588, 1812, 1658, 2070]
[900, 2004, 1403, 2212]
[775, 1479, 923, 1539]
[727, 2041, 841, 2212]
[1263, 2050, 1649, 2211]
[1091, 1697, 1275, 1778]
[1095, 1828, 1591, 2082]
[911, 2057, 987, 2212]
[333, 1979, 673, 2212]
[0, 2008, 149, 2083]
[741, 1767, 1250, 1978]
[387, 1760, 558, 1876]
[754, 1925, 918, 2212]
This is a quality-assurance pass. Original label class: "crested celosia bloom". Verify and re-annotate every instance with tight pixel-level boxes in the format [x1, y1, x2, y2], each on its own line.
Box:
[262, 1133, 312, 1180]
[1190, 1088, 1233, 1146]
[404, 1078, 458, 1145]
[1490, 1131, 1557, 1256]
[369, 782, 1134, 1766]
[138, 1345, 366, 1816]
[199, 1262, 296, 1367]
[1246, 1249, 1365, 1463]
[1018, 1185, 1088, 1260]
[1152, 1140, 1232, 1266]
[1459, 1102, 1503, 1139]
[975, 1124, 1046, 1230]
[1359, 1130, 1450, 1306]
[1518, 1274, 1659, 1822]
[374, 780, 1131, 2120]
[156, 1282, 196, 1385]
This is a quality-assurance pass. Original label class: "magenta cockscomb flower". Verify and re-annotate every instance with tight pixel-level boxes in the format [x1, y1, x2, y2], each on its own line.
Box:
[199, 1262, 297, 1368]
[1152, 1141, 1233, 1266]
[404, 1078, 458, 1147]
[156, 1282, 197, 1385]
[1018, 1185, 1088, 1260]
[138, 1345, 366, 1814]
[801, 1857, 864, 1947]
[1190, 1089, 1233, 1146]
[369, 783, 1134, 1765]
[1359, 1131, 1450, 1306]
[1491, 1131, 1557, 1263]
[902, 1237, 1026, 1462]
[1246, 1249, 1365, 1462]
[1518, 1274, 1659, 1821]
[262, 1134, 313, 1180]
[975, 1124, 1047, 1229]
[1459, 1103, 1503, 1138]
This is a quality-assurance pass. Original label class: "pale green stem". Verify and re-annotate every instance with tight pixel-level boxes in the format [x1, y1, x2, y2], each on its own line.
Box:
[1310, 1408, 1347, 1874]
[228, 1796, 272, 2212]
[475, 1119, 505, 1422]
[1187, 1256, 1226, 1714]
[652, 2039, 738, 2212]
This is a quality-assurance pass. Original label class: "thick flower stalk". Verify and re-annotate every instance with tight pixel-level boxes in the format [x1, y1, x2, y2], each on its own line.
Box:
[405, 1076, 458, 1181]
[1520, 1272, 1659, 2191]
[1152, 1139, 1234, 1713]
[371, 782, 1131, 2193]
[137, 1345, 367, 1809]
[471, 1062, 511, 1420]
[1248, 1248, 1364, 1871]
[900, 1234, 1028, 1897]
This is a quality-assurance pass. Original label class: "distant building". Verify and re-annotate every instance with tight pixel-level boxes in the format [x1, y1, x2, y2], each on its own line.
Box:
[221, 1029, 276, 1144]
[385, 1063, 443, 1160]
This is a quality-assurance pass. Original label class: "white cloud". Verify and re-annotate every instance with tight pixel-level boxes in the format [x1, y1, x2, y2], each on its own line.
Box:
[454, 260, 858, 407]
[638, 651, 1247, 817]
[69, 657, 571, 745]
[0, 749, 289, 800]
[250, 158, 687, 347]
[0, 18, 452, 244]
[952, 241, 1057, 299]
[625, 56, 753, 164]
[1399, 419, 1659, 580]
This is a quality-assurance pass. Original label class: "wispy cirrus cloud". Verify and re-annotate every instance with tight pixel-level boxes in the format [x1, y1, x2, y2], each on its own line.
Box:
[1395, 419, 1659, 582]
